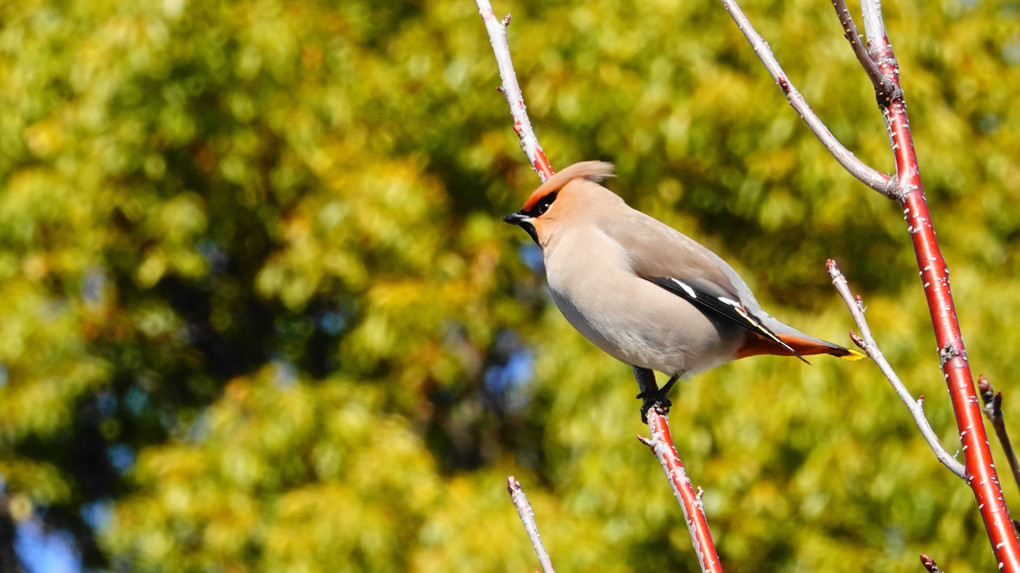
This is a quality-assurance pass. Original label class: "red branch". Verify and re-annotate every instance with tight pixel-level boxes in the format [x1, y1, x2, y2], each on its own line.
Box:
[639, 407, 723, 573]
[475, 0, 554, 181]
[860, 4, 1020, 568]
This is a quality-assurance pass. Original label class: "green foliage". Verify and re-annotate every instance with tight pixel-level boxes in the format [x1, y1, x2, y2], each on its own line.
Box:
[1, 0, 1019, 571]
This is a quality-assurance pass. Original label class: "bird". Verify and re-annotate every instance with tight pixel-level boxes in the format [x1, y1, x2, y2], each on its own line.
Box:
[503, 161, 862, 420]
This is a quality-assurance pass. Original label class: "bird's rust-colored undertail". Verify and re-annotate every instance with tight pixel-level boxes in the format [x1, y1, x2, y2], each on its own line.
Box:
[736, 332, 863, 360]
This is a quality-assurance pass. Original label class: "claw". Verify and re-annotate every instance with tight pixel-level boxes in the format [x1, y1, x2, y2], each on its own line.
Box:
[636, 374, 679, 423]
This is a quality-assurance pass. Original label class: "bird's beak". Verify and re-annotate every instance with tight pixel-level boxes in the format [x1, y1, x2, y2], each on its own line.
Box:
[503, 211, 540, 245]
[503, 211, 530, 226]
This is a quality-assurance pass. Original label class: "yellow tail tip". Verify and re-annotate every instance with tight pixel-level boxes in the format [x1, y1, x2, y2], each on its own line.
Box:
[839, 348, 866, 361]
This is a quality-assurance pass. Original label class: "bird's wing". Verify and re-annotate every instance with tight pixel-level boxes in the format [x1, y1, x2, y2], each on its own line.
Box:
[642, 275, 806, 361]
[597, 212, 807, 361]
[597, 212, 739, 297]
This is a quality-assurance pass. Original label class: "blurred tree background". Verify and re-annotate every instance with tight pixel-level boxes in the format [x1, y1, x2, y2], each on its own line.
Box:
[1, 0, 1019, 570]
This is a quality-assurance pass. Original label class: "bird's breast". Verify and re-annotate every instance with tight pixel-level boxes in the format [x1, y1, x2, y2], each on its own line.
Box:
[542, 228, 743, 376]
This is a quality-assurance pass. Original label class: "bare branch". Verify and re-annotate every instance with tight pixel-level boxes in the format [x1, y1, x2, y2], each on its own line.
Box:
[853, 0, 1020, 565]
[860, 0, 890, 57]
[712, 0, 1020, 564]
[826, 259, 966, 479]
[474, 0, 554, 181]
[507, 476, 556, 573]
[713, 0, 896, 197]
[978, 376, 1020, 500]
[829, 0, 902, 106]
[475, 9, 723, 567]
[476, 8, 721, 569]
[642, 407, 724, 573]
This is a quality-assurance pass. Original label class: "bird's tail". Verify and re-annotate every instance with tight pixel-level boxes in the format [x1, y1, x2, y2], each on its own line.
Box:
[737, 332, 865, 361]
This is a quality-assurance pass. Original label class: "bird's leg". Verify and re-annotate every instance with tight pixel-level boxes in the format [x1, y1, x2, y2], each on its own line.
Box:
[633, 366, 679, 423]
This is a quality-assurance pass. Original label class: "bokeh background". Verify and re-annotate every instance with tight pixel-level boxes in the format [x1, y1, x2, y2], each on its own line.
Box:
[2, 0, 1020, 571]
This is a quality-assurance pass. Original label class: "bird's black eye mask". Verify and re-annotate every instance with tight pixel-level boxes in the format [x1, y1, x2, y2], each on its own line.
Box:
[522, 191, 558, 217]
[503, 191, 558, 246]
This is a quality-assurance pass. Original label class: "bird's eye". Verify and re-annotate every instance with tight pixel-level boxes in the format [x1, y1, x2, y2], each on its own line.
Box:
[535, 192, 557, 216]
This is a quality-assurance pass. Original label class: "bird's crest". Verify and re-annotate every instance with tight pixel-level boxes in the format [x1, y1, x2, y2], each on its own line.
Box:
[522, 161, 615, 212]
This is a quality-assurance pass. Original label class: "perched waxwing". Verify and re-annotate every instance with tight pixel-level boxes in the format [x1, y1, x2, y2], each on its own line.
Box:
[504, 161, 861, 419]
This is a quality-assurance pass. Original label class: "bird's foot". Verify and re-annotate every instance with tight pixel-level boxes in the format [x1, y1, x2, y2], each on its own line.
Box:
[636, 375, 678, 423]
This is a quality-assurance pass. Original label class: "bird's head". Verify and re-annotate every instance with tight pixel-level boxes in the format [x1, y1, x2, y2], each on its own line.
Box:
[503, 161, 617, 247]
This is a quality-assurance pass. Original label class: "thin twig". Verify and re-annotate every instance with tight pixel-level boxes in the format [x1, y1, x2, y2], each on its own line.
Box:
[978, 376, 1020, 500]
[713, 0, 896, 197]
[507, 476, 556, 573]
[829, 0, 901, 106]
[919, 553, 943, 573]
[639, 406, 724, 573]
[826, 259, 965, 479]
[856, 1, 1020, 567]
[474, 0, 554, 181]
